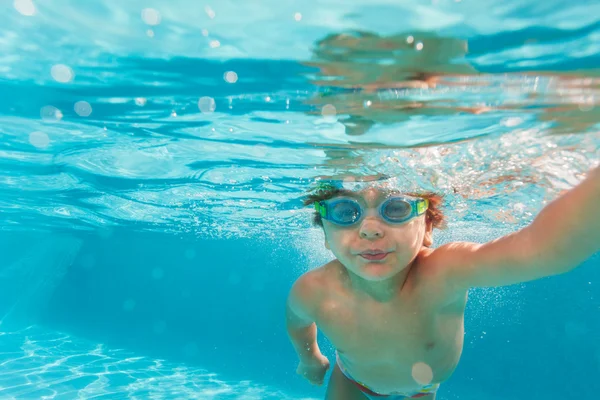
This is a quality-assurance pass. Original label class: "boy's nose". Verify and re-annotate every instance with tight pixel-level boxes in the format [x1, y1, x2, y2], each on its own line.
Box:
[359, 219, 385, 239]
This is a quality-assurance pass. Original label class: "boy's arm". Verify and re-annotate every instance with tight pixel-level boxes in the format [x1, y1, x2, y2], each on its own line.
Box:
[445, 166, 600, 290]
[286, 275, 324, 363]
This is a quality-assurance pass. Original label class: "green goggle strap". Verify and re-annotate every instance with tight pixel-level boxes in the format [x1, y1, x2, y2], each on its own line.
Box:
[416, 198, 429, 215]
[315, 201, 328, 219]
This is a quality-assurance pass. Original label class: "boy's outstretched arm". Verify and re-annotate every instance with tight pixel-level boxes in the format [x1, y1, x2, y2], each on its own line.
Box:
[286, 274, 330, 385]
[443, 165, 600, 290]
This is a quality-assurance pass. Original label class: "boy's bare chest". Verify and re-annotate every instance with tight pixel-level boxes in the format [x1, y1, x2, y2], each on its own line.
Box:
[315, 294, 465, 370]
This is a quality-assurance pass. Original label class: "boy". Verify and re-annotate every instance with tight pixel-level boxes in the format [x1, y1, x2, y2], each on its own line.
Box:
[286, 167, 599, 399]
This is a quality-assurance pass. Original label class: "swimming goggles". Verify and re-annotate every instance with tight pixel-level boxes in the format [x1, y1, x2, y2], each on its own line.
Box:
[315, 195, 428, 226]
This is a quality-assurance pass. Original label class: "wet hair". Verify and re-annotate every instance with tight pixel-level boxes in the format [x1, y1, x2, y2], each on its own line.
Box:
[303, 184, 446, 229]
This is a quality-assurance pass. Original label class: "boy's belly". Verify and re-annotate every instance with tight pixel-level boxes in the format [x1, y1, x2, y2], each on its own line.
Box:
[335, 345, 461, 395]
[324, 313, 465, 394]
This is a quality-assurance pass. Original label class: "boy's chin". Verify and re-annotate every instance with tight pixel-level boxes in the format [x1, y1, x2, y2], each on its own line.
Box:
[357, 263, 402, 281]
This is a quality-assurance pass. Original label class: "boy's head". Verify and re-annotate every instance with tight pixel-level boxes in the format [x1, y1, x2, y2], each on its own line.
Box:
[303, 176, 445, 281]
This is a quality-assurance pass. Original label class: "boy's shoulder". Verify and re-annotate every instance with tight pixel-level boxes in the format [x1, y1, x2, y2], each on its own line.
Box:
[419, 240, 480, 264]
[288, 261, 341, 317]
[413, 241, 480, 294]
[292, 260, 341, 293]
[417, 241, 480, 272]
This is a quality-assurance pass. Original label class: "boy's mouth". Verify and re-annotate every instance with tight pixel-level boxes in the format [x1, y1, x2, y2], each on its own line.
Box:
[359, 250, 390, 261]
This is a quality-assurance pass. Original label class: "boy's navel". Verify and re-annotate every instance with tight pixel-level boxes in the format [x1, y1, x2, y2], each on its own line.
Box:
[425, 342, 435, 350]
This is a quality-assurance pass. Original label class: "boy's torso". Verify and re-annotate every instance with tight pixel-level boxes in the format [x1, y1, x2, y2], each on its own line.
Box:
[309, 249, 468, 394]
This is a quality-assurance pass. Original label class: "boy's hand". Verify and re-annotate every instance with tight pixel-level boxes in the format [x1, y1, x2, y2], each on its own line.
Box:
[296, 354, 330, 386]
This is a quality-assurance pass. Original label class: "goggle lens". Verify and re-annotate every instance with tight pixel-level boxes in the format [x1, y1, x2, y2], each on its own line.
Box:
[382, 198, 412, 221]
[330, 201, 361, 224]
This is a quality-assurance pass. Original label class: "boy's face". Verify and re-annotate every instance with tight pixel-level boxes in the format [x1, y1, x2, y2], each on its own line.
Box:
[322, 188, 431, 281]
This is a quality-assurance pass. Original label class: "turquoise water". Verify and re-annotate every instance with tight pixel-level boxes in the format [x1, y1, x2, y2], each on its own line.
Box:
[1, 0, 599, 399]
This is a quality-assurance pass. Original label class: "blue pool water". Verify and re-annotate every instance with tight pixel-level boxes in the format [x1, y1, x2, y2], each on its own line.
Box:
[1, 0, 599, 399]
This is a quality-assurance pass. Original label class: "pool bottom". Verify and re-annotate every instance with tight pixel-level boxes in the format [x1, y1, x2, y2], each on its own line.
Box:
[0, 326, 316, 400]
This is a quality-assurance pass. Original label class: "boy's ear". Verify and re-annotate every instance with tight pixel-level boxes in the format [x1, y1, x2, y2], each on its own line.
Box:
[423, 219, 434, 247]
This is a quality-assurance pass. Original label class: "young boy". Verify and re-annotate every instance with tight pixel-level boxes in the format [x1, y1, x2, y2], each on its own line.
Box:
[286, 167, 600, 399]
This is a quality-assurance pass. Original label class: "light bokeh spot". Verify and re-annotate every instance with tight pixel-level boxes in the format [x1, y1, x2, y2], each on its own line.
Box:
[51, 64, 74, 83]
[141, 8, 161, 25]
[74, 101, 92, 117]
[412, 362, 433, 385]
[205, 6, 216, 19]
[322, 104, 337, 120]
[198, 97, 216, 113]
[29, 131, 49, 149]
[14, 0, 35, 16]
[40, 105, 63, 121]
[224, 71, 238, 83]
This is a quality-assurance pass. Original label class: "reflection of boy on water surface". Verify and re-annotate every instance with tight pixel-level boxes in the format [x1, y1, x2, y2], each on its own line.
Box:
[303, 31, 484, 136]
[303, 31, 600, 137]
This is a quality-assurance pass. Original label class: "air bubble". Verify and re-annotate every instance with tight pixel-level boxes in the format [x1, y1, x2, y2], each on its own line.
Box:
[51, 64, 74, 83]
[141, 8, 161, 25]
[74, 101, 92, 117]
[322, 104, 337, 119]
[578, 98, 594, 112]
[205, 6, 216, 19]
[29, 131, 50, 149]
[294, 12, 302, 21]
[135, 97, 147, 106]
[224, 71, 238, 83]
[40, 106, 63, 121]
[198, 97, 216, 113]
[415, 42, 424, 51]
[14, 0, 35, 16]
[501, 117, 523, 127]
[209, 40, 221, 48]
